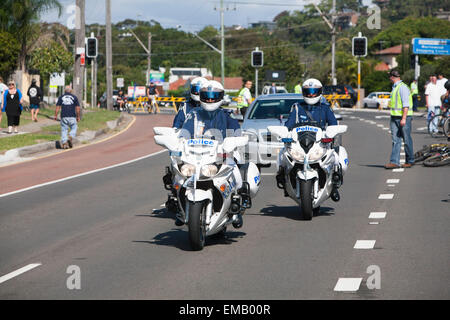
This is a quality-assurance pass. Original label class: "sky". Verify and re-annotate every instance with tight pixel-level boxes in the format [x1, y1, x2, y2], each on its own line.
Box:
[41, 0, 373, 32]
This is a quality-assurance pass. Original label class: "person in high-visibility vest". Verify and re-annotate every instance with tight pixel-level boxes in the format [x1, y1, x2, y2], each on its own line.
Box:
[236, 80, 252, 116]
[294, 80, 302, 94]
[410, 79, 419, 111]
[385, 69, 414, 169]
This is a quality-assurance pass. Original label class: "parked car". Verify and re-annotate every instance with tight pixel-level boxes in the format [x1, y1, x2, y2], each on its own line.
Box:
[363, 92, 391, 109]
[99, 90, 120, 109]
[323, 85, 357, 108]
[240, 93, 340, 167]
[261, 85, 288, 95]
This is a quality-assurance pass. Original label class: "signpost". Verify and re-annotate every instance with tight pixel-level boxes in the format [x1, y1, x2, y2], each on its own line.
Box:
[117, 78, 124, 89]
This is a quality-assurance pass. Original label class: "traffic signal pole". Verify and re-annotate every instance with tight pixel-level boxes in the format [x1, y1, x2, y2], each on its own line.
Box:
[357, 57, 361, 108]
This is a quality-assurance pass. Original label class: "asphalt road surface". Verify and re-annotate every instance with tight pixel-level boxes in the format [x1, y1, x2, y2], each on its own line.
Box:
[0, 110, 448, 300]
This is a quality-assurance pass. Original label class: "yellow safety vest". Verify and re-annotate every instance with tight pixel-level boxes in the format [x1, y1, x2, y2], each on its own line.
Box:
[390, 82, 413, 116]
[410, 82, 418, 95]
[294, 85, 302, 94]
[237, 87, 250, 108]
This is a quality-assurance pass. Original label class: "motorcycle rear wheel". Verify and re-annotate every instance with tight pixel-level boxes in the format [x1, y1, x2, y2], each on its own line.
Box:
[187, 201, 207, 251]
[300, 180, 314, 221]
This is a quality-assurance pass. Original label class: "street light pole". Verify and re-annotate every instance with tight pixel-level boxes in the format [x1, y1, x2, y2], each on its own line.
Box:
[220, 0, 225, 86]
[105, 0, 113, 110]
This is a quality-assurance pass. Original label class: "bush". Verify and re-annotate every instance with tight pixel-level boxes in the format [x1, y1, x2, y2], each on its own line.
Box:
[363, 71, 392, 94]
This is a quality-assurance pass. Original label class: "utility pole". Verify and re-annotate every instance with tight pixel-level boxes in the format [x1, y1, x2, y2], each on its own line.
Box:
[105, 0, 113, 110]
[314, 1, 337, 85]
[74, 0, 85, 107]
[220, 0, 225, 86]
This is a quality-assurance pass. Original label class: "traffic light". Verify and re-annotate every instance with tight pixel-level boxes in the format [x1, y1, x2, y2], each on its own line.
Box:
[352, 37, 367, 57]
[252, 50, 263, 68]
[86, 37, 98, 59]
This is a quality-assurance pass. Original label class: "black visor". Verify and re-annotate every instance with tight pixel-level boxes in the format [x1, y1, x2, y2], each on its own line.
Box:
[302, 87, 322, 97]
[200, 90, 224, 103]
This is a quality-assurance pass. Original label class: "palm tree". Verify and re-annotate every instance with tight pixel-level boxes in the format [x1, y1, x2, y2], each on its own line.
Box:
[0, 0, 62, 72]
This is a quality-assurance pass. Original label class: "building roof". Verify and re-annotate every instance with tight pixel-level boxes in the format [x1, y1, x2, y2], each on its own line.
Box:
[205, 76, 243, 91]
[374, 44, 409, 55]
[375, 61, 390, 71]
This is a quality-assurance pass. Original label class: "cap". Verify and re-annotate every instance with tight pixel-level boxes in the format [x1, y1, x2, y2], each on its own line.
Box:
[389, 70, 401, 78]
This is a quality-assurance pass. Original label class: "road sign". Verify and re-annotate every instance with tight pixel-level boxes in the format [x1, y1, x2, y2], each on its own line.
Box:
[412, 38, 450, 55]
[50, 73, 65, 86]
[150, 72, 164, 84]
[80, 53, 85, 66]
[117, 78, 124, 88]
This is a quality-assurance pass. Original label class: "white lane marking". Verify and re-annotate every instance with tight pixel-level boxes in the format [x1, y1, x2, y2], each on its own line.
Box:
[369, 222, 380, 225]
[383, 128, 389, 131]
[261, 173, 276, 176]
[378, 194, 394, 199]
[354, 240, 376, 249]
[0, 263, 42, 284]
[417, 127, 427, 131]
[393, 168, 404, 172]
[350, 116, 356, 119]
[400, 152, 405, 156]
[160, 204, 165, 207]
[334, 278, 362, 292]
[387, 179, 400, 183]
[377, 124, 384, 127]
[388, 184, 396, 187]
[375, 116, 390, 119]
[0, 150, 168, 198]
[369, 212, 386, 219]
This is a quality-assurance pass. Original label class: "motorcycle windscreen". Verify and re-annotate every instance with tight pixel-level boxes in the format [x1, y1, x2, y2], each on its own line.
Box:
[297, 131, 317, 153]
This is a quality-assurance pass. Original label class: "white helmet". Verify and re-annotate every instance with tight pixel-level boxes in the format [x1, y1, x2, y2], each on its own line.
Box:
[190, 77, 207, 101]
[302, 78, 323, 105]
[199, 80, 224, 112]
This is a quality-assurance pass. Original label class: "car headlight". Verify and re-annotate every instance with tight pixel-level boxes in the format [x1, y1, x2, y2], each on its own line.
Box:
[308, 145, 326, 161]
[201, 164, 218, 177]
[288, 147, 305, 161]
[180, 164, 195, 177]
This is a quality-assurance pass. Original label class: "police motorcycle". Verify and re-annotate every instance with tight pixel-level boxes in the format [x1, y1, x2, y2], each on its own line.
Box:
[153, 127, 260, 251]
[268, 122, 348, 220]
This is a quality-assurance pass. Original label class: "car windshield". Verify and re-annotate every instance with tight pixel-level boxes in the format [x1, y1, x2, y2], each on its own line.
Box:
[248, 99, 303, 119]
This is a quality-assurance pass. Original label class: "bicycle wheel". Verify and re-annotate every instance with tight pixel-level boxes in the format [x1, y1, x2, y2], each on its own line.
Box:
[423, 152, 450, 167]
[443, 117, 450, 138]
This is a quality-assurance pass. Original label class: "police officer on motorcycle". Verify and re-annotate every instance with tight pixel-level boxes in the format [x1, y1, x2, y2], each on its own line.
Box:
[278, 78, 345, 200]
[172, 77, 207, 128]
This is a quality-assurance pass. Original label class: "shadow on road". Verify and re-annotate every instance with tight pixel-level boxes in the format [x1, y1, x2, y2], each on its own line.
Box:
[133, 228, 246, 251]
[135, 208, 174, 220]
[251, 204, 335, 220]
[359, 164, 386, 168]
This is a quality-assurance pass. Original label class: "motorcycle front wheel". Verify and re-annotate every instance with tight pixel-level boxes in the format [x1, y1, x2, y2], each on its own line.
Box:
[299, 180, 314, 221]
[187, 201, 207, 251]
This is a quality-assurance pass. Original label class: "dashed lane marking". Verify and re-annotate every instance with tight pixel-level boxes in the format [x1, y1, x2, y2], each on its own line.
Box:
[378, 194, 394, 199]
[392, 168, 404, 172]
[354, 240, 376, 249]
[387, 179, 400, 184]
[369, 212, 386, 219]
[334, 278, 363, 292]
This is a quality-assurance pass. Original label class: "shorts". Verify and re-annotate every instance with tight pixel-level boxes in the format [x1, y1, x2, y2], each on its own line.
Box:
[148, 95, 156, 103]
[7, 115, 20, 126]
[30, 104, 40, 109]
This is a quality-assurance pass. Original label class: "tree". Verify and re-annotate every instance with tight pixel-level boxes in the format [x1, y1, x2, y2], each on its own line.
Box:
[0, 30, 20, 79]
[362, 71, 392, 94]
[28, 41, 72, 86]
[0, 0, 62, 71]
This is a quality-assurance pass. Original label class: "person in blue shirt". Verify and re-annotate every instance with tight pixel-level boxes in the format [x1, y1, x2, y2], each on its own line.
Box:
[180, 80, 240, 140]
[55, 86, 81, 149]
[284, 78, 337, 130]
[172, 77, 207, 129]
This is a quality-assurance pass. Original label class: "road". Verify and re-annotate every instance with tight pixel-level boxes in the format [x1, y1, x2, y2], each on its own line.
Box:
[0, 110, 448, 300]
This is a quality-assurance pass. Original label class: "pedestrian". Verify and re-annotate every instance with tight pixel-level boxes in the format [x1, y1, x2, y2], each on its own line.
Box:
[436, 71, 448, 91]
[0, 77, 7, 128]
[27, 78, 43, 122]
[385, 69, 415, 169]
[294, 80, 302, 94]
[147, 82, 160, 114]
[425, 74, 446, 134]
[237, 80, 252, 116]
[410, 79, 419, 112]
[270, 82, 277, 94]
[1, 80, 24, 134]
[54, 86, 81, 149]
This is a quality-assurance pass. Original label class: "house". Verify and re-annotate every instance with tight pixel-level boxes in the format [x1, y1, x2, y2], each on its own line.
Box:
[373, 44, 409, 69]
[169, 76, 243, 93]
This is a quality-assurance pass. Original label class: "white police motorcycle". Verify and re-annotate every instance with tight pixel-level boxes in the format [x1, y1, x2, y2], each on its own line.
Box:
[154, 127, 260, 251]
[269, 124, 348, 220]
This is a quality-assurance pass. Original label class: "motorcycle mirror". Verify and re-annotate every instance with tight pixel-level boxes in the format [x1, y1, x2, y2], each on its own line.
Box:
[267, 126, 289, 139]
[325, 125, 347, 139]
[223, 136, 248, 153]
[154, 135, 179, 151]
[154, 127, 177, 136]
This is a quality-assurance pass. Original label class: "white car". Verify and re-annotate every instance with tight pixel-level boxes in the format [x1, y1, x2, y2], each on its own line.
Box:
[363, 92, 391, 109]
[261, 85, 288, 95]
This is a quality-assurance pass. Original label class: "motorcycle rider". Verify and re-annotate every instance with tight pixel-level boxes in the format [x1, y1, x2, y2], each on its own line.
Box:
[172, 77, 207, 128]
[173, 80, 248, 228]
[277, 78, 345, 200]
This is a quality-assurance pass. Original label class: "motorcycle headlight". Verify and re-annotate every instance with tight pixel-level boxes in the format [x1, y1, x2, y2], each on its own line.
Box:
[180, 164, 195, 177]
[288, 147, 305, 161]
[201, 164, 218, 177]
[308, 145, 326, 161]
